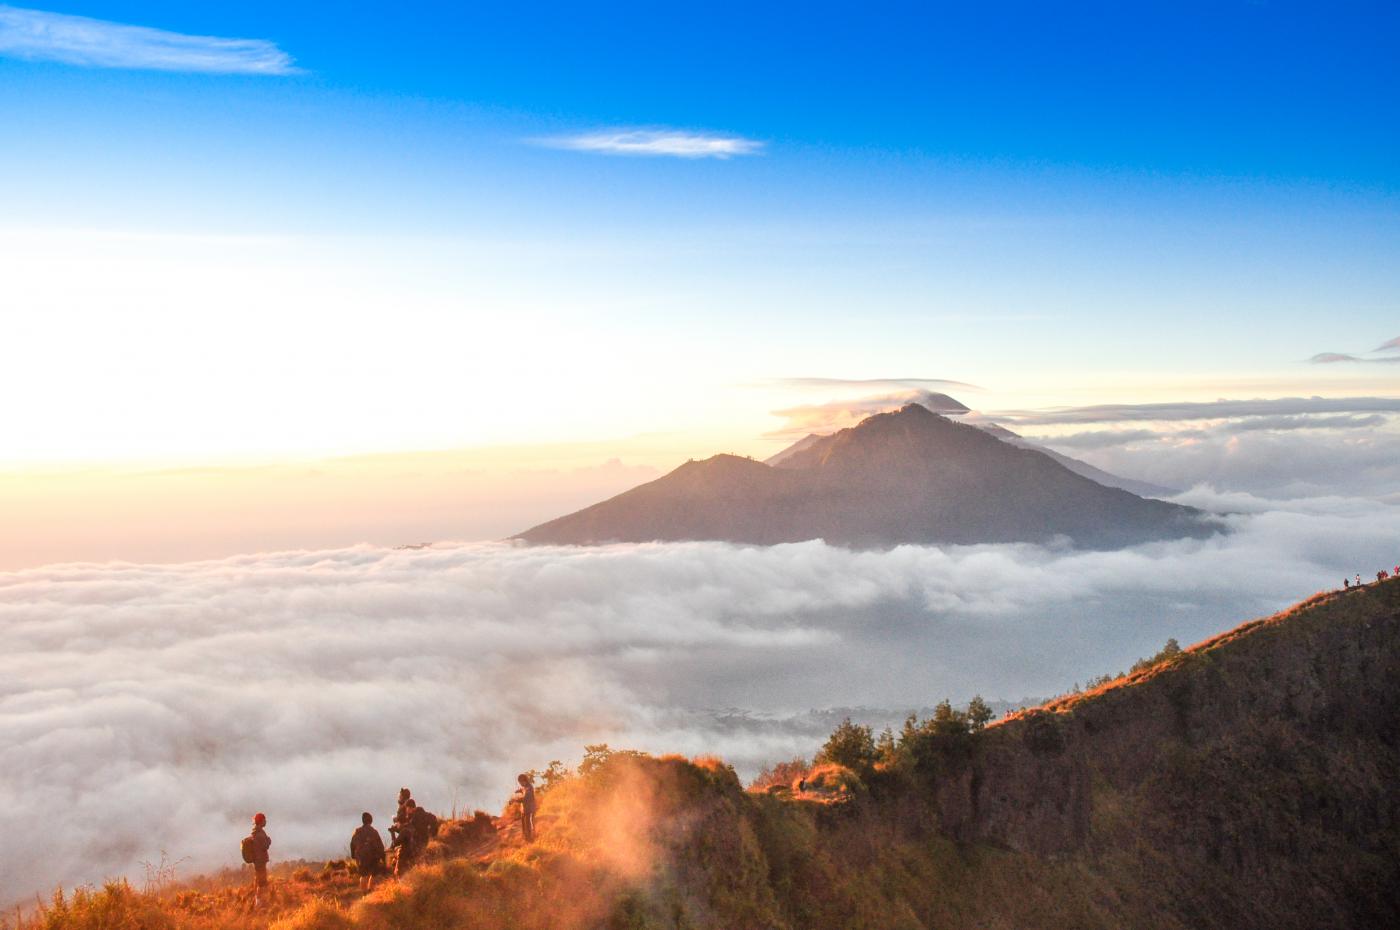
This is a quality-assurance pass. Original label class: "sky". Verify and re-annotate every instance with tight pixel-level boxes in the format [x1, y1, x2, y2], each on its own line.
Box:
[1, 2, 1398, 471]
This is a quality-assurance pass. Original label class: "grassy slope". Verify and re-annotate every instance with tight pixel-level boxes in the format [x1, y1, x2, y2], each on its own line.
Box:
[13, 578, 1400, 930]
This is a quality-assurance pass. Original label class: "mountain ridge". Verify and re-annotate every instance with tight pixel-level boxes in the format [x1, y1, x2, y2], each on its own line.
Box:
[518, 404, 1214, 549]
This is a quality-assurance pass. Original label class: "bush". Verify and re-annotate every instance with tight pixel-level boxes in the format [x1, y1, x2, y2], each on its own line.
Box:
[750, 757, 809, 791]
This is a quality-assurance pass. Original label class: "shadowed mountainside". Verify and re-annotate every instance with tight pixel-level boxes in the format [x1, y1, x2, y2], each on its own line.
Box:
[975, 422, 1179, 497]
[19, 577, 1399, 930]
[517, 404, 1213, 548]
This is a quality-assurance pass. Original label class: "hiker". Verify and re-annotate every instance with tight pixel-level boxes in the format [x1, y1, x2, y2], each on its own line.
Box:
[350, 812, 386, 893]
[393, 799, 425, 876]
[1356, 574, 1363, 587]
[514, 773, 537, 842]
[409, 800, 439, 855]
[242, 813, 272, 908]
[389, 787, 412, 845]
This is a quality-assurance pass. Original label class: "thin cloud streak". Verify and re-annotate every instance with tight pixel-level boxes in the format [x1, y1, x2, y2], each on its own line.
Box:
[1308, 352, 1400, 365]
[767, 390, 969, 438]
[538, 128, 764, 159]
[1375, 337, 1400, 353]
[773, 377, 984, 392]
[993, 396, 1400, 426]
[0, 5, 298, 74]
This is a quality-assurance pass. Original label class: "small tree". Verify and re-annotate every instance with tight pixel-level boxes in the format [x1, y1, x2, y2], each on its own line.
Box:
[875, 726, 897, 764]
[816, 717, 877, 772]
[966, 695, 994, 732]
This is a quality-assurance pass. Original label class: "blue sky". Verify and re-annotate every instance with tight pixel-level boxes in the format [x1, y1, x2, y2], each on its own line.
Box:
[1, 2, 1398, 465]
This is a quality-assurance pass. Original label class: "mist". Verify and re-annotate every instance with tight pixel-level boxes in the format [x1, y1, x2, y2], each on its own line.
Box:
[4, 491, 1399, 902]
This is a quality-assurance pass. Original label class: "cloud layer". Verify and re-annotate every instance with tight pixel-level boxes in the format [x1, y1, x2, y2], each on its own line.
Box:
[538, 129, 763, 158]
[0, 6, 297, 74]
[6, 497, 1400, 902]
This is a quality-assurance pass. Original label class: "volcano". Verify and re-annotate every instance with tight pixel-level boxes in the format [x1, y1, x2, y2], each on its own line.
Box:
[516, 404, 1214, 548]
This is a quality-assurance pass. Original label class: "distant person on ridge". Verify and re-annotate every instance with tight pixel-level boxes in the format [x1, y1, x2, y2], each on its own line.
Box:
[350, 812, 385, 893]
[1344, 577, 1351, 590]
[241, 812, 272, 908]
[1356, 574, 1363, 587]
[514, 773, 537, 842]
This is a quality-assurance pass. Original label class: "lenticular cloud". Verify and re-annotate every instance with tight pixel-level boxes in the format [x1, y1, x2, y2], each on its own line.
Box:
[3, 496, 1398, 902]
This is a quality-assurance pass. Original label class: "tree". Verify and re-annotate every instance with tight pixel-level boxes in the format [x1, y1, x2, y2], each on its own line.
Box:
[816, 717, 877, 772]
[875, 726, 897, 764]
[966, 695, 994, 732]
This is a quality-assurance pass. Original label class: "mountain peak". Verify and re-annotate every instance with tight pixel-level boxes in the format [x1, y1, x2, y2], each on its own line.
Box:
[517, 406, 1214, 549]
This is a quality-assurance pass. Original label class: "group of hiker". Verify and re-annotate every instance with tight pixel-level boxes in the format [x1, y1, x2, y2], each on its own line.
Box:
[1342, 566, 1397, 590]
[240, 774, 538, 906]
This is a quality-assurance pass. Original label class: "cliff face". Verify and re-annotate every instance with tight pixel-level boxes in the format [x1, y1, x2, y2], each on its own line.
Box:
[916, 579, 1400, 928]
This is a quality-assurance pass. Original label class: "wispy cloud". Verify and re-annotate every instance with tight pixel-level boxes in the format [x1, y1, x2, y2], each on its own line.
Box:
[774, 377, 984, 392]
[1309, 352, 1400, 365]
[993, 396, 1400, 426]
[1308, 336, 1400, 365]
[0, 5, 298, 74]
[767, 389, 970, 438]
[538, 128, 764, 159]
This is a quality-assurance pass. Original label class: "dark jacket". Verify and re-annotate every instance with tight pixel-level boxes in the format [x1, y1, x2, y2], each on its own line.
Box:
[249, 826, 271, 865]
[517, 783, 537, 814]
[351, 824, 385, 868]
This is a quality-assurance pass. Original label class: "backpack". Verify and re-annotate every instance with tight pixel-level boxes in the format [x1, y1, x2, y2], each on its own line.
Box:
[425, 812, 440, 839]
[241, 835, 257, 864]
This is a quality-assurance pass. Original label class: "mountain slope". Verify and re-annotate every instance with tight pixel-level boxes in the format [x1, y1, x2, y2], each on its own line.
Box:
[517, 404, 1213, 548]
[41, 578, 1399, 930]
[976, 423, 1179, 497]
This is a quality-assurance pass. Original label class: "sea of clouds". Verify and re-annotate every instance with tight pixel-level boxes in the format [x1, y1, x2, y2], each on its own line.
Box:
[4, 489, 1400, 903]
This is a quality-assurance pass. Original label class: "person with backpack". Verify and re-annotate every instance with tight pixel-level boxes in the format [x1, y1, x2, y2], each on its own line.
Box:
[241, 813, 272, 908]
[389, 787, 412, 847]
[513, 773, 537, 842]
[350, 812, 386, 893]
[392, 799, 421, 876]
[409, 800, 438, 856]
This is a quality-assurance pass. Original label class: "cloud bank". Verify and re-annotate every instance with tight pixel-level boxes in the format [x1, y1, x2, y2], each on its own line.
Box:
[0, 6, 298, 74]
[6, 497, 1400, 902]
[538, 128, 763, 159]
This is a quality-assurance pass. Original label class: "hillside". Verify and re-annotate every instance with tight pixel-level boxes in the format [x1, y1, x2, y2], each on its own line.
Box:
[18, 576, 1398, 930]
[517, 404, 1214, 548]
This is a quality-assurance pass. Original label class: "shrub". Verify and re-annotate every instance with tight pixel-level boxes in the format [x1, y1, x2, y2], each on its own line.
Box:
[750, 757, 809, 791]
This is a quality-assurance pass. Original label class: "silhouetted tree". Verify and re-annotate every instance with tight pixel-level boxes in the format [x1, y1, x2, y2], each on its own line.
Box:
[966, 695, 994, 732]
[816, 717, 877, 772]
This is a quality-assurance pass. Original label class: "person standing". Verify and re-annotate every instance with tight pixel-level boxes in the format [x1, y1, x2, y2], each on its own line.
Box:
[393, 799, 420, 876]
[389, 788, 412, 847]
[350, 812, 385, 893]
[243, 812, 272, 908]
[514, 774, 537, 842]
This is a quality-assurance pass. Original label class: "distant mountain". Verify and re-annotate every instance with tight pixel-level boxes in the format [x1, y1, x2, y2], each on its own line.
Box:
[975, 423, 1179, 498]
[516, 404, 1214, 548]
